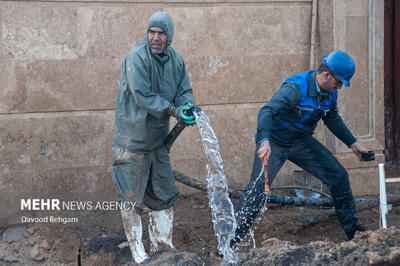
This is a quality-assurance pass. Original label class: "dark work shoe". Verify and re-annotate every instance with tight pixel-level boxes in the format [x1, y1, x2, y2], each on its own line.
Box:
[346, 225, 366, 240]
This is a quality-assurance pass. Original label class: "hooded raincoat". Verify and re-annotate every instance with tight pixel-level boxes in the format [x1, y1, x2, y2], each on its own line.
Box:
[112, 12, 194, 210]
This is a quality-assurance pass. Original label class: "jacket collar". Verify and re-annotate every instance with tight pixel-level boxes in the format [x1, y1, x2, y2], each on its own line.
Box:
[151, 50, 169, 64]
[308, 71, 333, 99]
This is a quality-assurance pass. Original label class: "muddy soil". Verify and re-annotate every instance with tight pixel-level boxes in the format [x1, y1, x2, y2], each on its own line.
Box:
[1, 183, 400, 265]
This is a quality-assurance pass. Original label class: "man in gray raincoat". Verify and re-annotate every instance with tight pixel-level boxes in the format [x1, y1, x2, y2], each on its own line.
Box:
[112, 11, 196, 263]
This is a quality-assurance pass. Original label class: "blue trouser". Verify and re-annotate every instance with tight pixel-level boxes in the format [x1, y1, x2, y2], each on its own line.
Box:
[232, 136, 359, 244]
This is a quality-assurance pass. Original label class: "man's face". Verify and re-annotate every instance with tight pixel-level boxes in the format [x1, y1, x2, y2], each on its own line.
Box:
[320, 71, 343, 93]
[148, 27, 167, 54]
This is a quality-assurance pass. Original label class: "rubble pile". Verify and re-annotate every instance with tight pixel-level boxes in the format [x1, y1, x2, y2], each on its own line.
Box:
[238, 227, 400, 266]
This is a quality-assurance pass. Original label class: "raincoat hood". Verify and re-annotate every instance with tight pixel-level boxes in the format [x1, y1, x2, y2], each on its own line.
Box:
[146, 11, 174, 47]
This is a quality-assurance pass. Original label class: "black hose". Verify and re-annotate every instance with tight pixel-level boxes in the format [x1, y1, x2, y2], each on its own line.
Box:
[174, 170, 334, 206]
[174, 170, 242, 199]
[164, 104, 202, 153]
[265, 195, 333, 207]
[165, 122, 187, 153]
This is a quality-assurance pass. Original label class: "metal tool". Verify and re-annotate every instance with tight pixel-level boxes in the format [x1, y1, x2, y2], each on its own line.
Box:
[264, 155, 270, 194]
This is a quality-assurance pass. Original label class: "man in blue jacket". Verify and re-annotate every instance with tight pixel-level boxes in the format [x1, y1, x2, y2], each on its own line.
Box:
[231, 51, 368, 247]
[112, 11, 195, 263]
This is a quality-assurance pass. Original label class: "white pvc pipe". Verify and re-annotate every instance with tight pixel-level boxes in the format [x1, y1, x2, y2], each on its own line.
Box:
[379, 163, 387, 229]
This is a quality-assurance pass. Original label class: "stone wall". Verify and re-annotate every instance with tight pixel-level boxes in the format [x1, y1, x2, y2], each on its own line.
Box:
[0, 0, 384, 222]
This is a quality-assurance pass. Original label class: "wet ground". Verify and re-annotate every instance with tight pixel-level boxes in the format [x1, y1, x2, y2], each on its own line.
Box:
[1, 182, 400, 265]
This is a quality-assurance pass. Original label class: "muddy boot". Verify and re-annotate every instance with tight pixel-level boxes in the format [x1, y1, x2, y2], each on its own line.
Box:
[148, 208, 175, 254]
[120, 209, 148, 263]
[345, 224, 366, 240]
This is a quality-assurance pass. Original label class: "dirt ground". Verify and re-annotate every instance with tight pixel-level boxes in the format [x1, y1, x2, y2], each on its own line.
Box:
[1, 182, 400, 265]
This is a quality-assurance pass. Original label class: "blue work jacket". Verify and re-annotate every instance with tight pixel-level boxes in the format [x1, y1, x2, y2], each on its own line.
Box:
[256, 70, 357, 147]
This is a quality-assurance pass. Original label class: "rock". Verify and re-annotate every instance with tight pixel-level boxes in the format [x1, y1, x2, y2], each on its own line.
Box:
[261, 238, 294, 249]
[29, 237, 36, 246]
[355, 230, 370, 240]
[27, 225, 38, 235]
[118, 241, 128, 249]
[29, 235, 41, 246]
[310, 240, 331, 249]
[31, 244, 44, 261]
[39, 239, 50, 250]
[366, 251, 385, 265]
[388, 227, 400, 240]
[388, 247, 400, 264]
[335, 240, 358, 259]
[368, 230, 387, 244]
[30, 240, 50, 261]
[12, 242, 23, 254]
[261, 238, 279, 248]
[21, 238, 29, 246]
[2, 226, 27, 243]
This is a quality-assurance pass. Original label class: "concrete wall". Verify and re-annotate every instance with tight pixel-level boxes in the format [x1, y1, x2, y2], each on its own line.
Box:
[0, 0, 384, 218]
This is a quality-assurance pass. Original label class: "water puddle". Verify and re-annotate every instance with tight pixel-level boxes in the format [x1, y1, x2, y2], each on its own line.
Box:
[194, 110, 238, 264]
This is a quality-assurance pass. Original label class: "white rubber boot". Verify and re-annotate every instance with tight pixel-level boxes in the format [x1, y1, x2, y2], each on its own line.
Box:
[148, 208, 175, 253]
[121, 209, 148, 263]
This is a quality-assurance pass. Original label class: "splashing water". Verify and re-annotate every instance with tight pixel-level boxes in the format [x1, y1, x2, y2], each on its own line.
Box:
[235, 162, 269, 249]
[194, 110, 238, 264]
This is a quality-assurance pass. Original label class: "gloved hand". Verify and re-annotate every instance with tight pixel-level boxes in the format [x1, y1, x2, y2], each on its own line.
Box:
[171, 102, 196, 126]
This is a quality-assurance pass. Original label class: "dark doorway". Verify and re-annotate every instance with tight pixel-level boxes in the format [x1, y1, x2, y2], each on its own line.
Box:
[384, 0, 400, 177]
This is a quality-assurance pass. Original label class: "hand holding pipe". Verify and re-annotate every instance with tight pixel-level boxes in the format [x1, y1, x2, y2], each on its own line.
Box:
[165, 103, 201, 153]
[171, 102, 196, 126]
